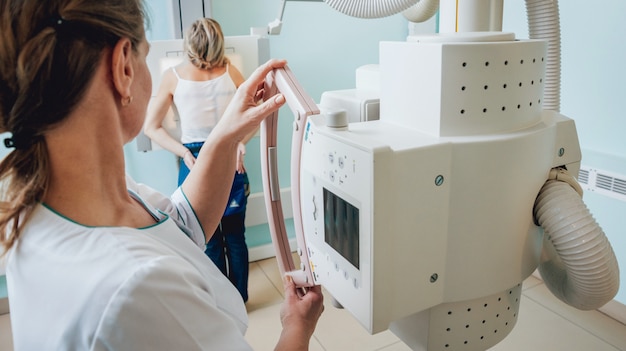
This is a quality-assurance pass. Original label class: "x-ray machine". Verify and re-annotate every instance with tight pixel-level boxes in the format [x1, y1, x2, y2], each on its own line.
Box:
[260, 1, 620, 350]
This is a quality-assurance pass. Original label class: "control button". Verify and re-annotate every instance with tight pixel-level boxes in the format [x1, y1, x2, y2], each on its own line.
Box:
[329, 171, 335, 182]
[326, 109, 348, 128]
[312, 196, 317, 220]
[300, 262, 306, 271]
[338, 157, 344, 169]
[297, 248, 302, 256]
[328, 152, 334, 164]
[353, 278, 359, 289]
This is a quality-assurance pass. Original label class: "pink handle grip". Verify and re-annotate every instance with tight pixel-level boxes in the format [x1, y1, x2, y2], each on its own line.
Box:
[260, 66, 319, 287]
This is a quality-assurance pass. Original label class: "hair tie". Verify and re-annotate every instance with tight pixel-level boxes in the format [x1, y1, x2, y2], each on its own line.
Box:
[49, 15, 65, 28]
[3, 133, 42, 150]
[3, 136, 29, 150]
[42, 15, 71, 36]
[4, 137, 17, 149]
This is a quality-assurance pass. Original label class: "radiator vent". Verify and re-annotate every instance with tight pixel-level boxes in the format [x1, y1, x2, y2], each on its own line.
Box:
[579, 166, 626, 202]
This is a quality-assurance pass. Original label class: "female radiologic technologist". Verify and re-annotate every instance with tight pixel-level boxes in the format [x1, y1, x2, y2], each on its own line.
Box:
[0, 0, 323, 350]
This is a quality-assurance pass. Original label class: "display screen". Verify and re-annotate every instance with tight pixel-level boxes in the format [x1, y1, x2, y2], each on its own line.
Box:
[324, 188, 359, 269]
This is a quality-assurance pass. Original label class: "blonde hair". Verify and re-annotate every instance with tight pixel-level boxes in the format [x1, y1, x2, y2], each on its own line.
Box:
[0, 0, 147, 254]
[184, 18, 229, 70]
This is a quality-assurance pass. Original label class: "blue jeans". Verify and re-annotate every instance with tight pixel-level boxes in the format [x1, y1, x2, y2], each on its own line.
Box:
[178, 142, 250, 302]
[206, 212, 249, 302]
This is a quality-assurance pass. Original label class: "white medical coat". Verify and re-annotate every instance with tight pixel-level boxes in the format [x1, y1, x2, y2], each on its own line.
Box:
[6, 177, 253, 350]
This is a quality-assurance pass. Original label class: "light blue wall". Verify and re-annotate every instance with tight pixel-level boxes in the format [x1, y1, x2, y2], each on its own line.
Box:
[127, 0, 409, 196]
[503, 0, 626, 305]
[213, 0, 409, 195]
[144, 0, 178, 40]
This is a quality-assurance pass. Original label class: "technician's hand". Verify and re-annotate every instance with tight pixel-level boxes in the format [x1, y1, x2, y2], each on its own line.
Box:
[275, 276, 324, 351]
[213, 59, 287, 144]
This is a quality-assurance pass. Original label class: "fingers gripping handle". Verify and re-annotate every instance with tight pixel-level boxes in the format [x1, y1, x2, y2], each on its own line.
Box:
[260, 66, 319, 287]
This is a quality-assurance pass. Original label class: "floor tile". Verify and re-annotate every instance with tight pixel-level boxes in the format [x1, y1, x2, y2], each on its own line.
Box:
[245, 302, 324, 351]
[490, 294, 621, 351]
[378, 341, 415, 351]
[246, 261, 284, 312]
[256, 253, 302, 298]
[522, 282, 626, 350]
[312, 289, 403, 351]
[244, 302, 283, 350]
[521, 273, 543, 291]
[0, 313, 13, 351]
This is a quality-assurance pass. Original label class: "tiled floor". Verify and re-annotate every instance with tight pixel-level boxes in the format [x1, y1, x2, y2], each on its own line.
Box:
[1, 255, 625, 350]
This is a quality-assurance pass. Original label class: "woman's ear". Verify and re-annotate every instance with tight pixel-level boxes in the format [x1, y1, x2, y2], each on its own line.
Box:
[110, 38, 134, 101]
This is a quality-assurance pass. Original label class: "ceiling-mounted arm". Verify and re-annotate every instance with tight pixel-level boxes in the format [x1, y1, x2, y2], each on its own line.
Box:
[267, 0, 287, 35]
[268, 0, 324, 35]
[260, 66, 319, 287]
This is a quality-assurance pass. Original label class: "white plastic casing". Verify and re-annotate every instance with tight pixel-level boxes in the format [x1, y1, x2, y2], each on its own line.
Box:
[381, 34, 546, 137]
[299, 36, 582, 350]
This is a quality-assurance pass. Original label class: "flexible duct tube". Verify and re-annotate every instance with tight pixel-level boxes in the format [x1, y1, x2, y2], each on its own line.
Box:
[534, 170, 620, 310]
[525, 0, 561, 111]
[324, 0, 418, 18]
[527, 1, 619, 309]
[402, 0, 440, 23]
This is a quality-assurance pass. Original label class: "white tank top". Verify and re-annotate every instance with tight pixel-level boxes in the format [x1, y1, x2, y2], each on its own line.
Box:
[172, 66, 237, 143]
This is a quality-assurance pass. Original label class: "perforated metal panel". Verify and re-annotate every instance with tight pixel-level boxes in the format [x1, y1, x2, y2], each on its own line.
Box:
[380, 34, 547, 137]
[390, 283, 523, 351]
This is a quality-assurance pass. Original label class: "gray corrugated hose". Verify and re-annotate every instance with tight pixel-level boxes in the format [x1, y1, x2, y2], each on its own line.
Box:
[324, 0, 419, 18]
[402, 0, 440, 23]
[525, 0, 561, 111]
[527, 0, 619, 309]
[534, 169, 620, 309]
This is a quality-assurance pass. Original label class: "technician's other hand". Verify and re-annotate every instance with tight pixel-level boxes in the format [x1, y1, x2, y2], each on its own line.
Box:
[275, 276, 324, 351]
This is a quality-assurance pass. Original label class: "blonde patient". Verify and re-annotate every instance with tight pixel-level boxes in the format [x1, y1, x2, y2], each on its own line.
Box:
[144, 18, 253, 302]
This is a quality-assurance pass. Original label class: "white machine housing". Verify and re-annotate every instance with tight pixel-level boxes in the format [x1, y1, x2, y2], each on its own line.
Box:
[260, 2, 615, 351]
[296, 33, 581, 350]
[319, 65, 381, 123]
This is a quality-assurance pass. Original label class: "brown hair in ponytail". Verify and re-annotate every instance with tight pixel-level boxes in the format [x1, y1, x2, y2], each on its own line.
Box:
[0, 0, 148, 255]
